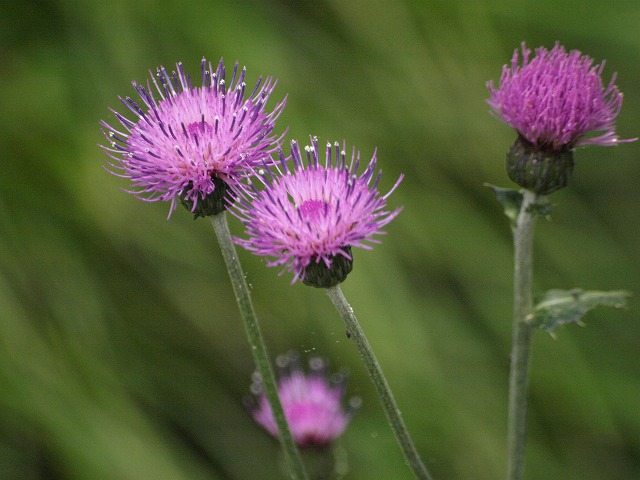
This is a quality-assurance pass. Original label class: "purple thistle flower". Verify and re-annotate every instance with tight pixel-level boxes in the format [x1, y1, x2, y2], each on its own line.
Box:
[487, 42, 633, 151]
[250, 352, 359, 448]
[101, 58, 286, 217]
[487, 42, 635, 195]
[231, 136, 403, 287]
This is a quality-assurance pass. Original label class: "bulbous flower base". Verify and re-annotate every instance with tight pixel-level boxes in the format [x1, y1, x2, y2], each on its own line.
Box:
[506, 136, 574, 196]
[180, 176, 234, 218]
[303, 247, 353, 288]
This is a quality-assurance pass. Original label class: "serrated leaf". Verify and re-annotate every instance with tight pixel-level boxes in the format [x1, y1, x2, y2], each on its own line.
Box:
[484, 183, 522, 226]
[528, 288, 631, 332]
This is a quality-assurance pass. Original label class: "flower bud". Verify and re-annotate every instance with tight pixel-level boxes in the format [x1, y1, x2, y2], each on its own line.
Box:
[302, 248, 354, 288]
[506, 136, 574, 195]
[179, 176, 234, 218]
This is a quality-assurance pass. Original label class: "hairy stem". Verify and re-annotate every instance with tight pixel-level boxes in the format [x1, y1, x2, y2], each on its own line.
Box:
[326, 285, 433, 480]
[506, 190, 539, 480]
[211, 212, 309, 480]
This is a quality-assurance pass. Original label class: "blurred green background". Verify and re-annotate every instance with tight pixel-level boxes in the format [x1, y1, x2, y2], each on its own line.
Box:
[1, 1, 639, 478]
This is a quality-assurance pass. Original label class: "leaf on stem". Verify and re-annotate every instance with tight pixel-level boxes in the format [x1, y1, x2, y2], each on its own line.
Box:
[527, 288, 631, 332]
[485, 183, 522, 226]
[485, 184, 553, 226]
[526, 198, 552, 218]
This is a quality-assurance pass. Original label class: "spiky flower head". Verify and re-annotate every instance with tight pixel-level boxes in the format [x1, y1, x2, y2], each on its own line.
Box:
[231, 137, 403, 287]
[487, 42, 635, 195]
[101, 58, 286, 217]
[250, 351, 359, 448]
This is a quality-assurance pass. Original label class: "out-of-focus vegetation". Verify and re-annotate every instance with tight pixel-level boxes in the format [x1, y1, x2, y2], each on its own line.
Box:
[1, 1, 639, 478]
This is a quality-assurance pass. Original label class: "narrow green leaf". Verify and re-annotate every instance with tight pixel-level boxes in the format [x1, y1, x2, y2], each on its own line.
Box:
[485, 184, 553, 226]
[484, 183, 522, 227]
[528, 288, 631, 332]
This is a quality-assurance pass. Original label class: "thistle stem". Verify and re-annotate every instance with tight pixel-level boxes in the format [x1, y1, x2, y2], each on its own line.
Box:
[326, 285, 433, 480]
[506, 190, 539, 480]
[211, 212, 309, 480]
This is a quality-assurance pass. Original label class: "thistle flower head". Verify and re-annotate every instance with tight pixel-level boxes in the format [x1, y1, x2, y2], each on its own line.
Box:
[487, 42, 635, 194]
[101, 58, 286, 217]
[487, 42, 632, 152]
[231, 136, 403, 287]
[250, 351, 359, 447]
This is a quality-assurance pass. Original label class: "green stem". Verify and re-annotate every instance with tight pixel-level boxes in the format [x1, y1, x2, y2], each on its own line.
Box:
[326, 285, 433, 480]
[506, 190, 539, 480]
[211, 212, 309, 480]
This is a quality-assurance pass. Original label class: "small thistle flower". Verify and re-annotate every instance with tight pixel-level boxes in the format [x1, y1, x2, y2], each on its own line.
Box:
[101, 58, 286, 217]
[232, 137, 403, 287]
[249, 351, 360, 448]
[487, 42, 635, 195]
